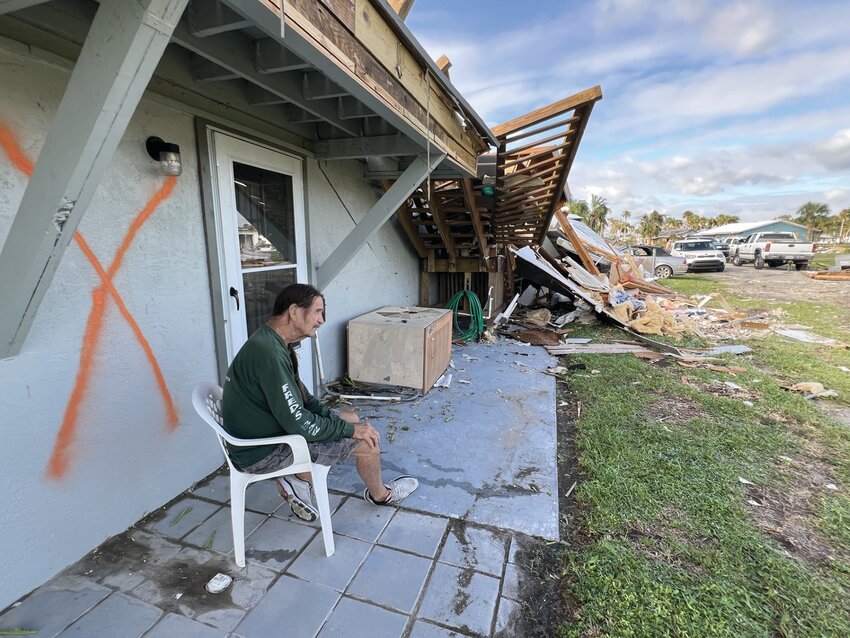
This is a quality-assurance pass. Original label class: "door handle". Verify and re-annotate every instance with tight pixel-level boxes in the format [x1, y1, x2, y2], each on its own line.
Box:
[229, 286, 240, 311]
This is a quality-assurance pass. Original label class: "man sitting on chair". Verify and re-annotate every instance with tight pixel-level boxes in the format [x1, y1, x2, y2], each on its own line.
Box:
[222, 283, 418, 521]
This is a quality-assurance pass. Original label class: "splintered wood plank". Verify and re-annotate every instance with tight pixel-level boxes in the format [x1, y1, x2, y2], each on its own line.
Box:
[554, 207, 601, 276]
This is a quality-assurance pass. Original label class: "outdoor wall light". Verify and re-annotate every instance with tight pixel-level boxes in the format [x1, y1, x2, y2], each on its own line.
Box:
[145, 136, 182, 176]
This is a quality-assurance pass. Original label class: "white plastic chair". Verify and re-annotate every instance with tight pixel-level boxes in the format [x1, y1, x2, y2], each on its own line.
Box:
[192, 382, 335, 566]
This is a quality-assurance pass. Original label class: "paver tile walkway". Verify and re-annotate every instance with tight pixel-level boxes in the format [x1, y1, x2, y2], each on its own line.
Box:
[1, 339, 556, 637]
[1, 488, 534, 637]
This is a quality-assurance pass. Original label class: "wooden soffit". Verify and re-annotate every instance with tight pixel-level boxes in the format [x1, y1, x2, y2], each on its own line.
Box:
[252, 0, 492, 175]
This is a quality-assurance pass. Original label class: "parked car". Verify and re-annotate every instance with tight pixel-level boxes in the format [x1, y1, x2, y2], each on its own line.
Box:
[624, 245, 687, 279]
[711, 240, 731, 260]
[685, 236, 731, 260]
[731, 232, 816, 270]
[669, 239, 726, 272]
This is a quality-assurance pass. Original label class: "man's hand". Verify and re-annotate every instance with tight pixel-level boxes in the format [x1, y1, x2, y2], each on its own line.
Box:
[338, 408, 360, 424]
[352, 422, 380, 449]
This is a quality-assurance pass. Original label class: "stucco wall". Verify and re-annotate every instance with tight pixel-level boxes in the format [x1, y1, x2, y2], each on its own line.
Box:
[305, 159, 420, 382]
[0, 46, 223, 609]
[0, 40, 420, 608]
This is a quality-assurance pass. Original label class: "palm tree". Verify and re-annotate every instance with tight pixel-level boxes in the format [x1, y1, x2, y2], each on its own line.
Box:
[795, 202, 830, 241]
[607, 219, 632, 241]
[713, 214, 740, 226]
[638, 210, 664, 242]
[682, 210, 702, 231]
[566, 199, 590, 225]
[621, 209, 632, 223]
[589, 194, 610, 234]
[663, 217, 684, 231]
[838, 208, 850, 243]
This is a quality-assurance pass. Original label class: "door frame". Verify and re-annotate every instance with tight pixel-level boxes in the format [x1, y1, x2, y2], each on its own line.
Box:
[196, 121, 315, 390]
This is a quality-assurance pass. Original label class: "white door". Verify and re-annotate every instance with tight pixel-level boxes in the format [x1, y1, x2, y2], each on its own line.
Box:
[210, 131, 313, 390]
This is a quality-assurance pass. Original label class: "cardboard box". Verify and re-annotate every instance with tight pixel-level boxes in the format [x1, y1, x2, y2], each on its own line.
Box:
[347, 306, 452, 394]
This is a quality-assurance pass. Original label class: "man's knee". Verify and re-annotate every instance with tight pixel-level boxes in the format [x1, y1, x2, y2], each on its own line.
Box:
[352, 440, 381, 458]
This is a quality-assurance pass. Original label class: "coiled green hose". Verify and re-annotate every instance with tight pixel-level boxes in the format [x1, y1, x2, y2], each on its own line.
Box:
[445, 290, 484, 342]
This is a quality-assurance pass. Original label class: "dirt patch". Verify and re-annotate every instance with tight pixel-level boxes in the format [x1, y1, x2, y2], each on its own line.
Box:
[818, 401, 850, 430]
[623, 508, 710, 577]
[646, 395, 703, 425]
[709, 266, 850, 306]
[680, 375, 760, 401]
[743, 441, 849, 568]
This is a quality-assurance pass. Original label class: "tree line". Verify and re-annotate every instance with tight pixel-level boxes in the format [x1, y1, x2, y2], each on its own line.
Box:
[565, 196, 850, 243]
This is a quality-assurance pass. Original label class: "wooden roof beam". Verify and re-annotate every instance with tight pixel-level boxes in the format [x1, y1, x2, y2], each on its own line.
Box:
[554, 207, 601, 276]
[462, 178, 489, 257]
[429, 194, 458, 263]
[388, 0, 416, 21]
[436, 54, 452, 79]
[380, 180, 428, 259]
[539, 102, 597, 244]
[500, 115, 580, 144]
[492, 85, 602, 137]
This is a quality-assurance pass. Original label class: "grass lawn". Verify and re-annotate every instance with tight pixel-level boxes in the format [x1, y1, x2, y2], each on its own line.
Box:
[555, 276, 850, 637]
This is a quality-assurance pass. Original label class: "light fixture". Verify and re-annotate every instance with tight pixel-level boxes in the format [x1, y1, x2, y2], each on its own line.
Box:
[145, 136, 182, 176]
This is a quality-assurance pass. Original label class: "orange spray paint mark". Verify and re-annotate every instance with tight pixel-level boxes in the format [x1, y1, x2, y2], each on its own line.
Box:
[0, 123, 180, 479]
[0, 123, 35, 176]
[46, 178, 180, 479]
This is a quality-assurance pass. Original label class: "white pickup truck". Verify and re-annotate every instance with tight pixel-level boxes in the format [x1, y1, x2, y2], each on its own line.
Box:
[731, 232, 815, 270]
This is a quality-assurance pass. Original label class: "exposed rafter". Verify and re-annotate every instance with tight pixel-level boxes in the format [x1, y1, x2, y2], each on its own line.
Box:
[492, 85, 602, 246]
[316, 153, 445, 289]
[169, 21, 363, 137]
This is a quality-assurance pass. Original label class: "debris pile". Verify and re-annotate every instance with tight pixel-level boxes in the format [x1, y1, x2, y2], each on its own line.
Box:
[511, 214, 704, 338]
[802, 252, 850, 280]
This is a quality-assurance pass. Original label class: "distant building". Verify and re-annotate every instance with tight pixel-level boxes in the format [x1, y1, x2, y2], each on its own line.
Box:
[694, 220, 820, 241]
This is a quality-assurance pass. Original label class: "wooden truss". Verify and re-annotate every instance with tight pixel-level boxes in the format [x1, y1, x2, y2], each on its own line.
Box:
[491, 86, 602, 247]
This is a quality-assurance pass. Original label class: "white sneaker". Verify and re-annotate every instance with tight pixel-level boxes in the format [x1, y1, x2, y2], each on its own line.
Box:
[280, 476, 318, 522]
[363, 475, 419, 505]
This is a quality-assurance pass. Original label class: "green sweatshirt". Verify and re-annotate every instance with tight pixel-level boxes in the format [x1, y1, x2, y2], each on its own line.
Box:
[222, 324, 354, 468]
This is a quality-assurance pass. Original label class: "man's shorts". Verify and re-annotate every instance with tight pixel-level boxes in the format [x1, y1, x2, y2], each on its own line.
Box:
[243, 438, 361, 474]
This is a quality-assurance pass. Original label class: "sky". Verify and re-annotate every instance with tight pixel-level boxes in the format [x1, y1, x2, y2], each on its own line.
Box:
[406, 0, 850, 223]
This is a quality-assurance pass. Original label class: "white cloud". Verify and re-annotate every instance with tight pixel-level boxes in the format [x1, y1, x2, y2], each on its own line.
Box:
[405, 1, 850, 221]
[703, 2, 779, 56]
[814, 129, 850, 170]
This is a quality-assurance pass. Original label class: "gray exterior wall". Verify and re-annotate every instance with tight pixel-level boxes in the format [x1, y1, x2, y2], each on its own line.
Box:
[0, 38, 419, 609]
[305, 159, 420, 382]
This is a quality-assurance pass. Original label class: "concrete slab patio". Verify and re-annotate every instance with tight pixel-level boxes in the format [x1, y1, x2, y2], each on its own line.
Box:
[0, 339, 558, 637]
[328, 338, 559, 540]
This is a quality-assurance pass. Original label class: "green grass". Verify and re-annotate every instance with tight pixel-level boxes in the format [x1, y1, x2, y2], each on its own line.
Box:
[556, 280, 850, 637]
[811, 253, 836, 267]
